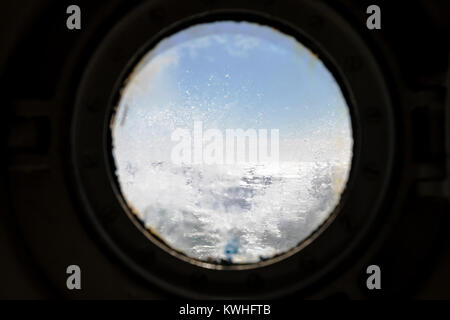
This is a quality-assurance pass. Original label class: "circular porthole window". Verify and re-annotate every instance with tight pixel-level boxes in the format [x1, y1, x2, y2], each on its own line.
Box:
[110, 21, 353, 265]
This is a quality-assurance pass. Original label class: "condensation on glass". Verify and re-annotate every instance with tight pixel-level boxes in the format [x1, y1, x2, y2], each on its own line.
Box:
[111, 21, 353, 264]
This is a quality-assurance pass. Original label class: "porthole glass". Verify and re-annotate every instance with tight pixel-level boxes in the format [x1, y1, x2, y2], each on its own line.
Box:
[111, 21, 353, 264]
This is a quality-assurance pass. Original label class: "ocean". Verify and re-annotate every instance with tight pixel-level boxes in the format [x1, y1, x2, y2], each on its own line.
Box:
[116, 160, 350, 264]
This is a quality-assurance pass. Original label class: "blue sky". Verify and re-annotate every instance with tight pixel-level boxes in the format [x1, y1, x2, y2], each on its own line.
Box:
[114, 21, 352, 162]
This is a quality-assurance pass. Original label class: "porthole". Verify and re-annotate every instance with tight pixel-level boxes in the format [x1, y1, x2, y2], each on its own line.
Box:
[110, 21, 353, 265]
[72, 0, 394, 298]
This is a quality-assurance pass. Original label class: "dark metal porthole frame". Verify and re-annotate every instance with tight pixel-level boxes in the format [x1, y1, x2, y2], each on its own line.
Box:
[71, 0, 395, 298]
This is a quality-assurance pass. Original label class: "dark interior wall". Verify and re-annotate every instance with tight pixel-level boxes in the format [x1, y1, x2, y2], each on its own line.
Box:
[0, 0, 449, 299]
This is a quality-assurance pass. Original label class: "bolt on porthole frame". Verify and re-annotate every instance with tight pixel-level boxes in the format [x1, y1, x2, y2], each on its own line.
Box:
[71, 0, 395, 299]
